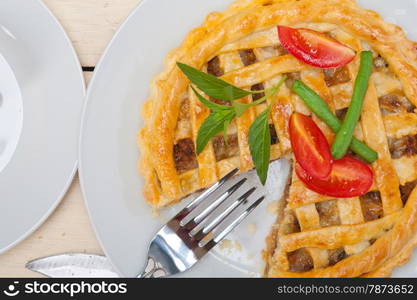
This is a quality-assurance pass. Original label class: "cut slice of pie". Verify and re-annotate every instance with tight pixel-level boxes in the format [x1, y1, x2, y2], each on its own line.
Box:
[138, 0, 417, 277]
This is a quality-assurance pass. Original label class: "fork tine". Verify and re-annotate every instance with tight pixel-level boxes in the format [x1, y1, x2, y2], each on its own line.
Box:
[173, 168, 239, 221]
[202, 196, 265, 251]
[181, 178, 247, 229]
[192, 188, 256, 241]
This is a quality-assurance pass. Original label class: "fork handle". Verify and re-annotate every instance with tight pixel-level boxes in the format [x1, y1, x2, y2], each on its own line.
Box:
[137, 257, 168, 278]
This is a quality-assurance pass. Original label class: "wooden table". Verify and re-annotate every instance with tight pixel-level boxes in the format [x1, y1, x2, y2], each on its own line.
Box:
[0, 0, 141, 277]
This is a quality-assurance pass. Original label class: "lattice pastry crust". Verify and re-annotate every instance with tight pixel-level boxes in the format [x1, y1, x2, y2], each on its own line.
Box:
[138, 0, 417, 277]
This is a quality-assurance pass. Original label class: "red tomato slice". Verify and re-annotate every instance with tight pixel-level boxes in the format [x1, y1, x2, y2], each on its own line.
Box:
[296, 156, 374, 198]
[289, 113, 333, 179]
[278, 26, 356, 68]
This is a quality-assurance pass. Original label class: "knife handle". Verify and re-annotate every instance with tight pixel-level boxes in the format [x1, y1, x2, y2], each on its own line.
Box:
[138, 257, 167, 278]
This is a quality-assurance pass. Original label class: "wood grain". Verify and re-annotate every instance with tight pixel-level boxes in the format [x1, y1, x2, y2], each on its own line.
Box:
[0, 0, 141, 278]
[44, 0, 140, 67]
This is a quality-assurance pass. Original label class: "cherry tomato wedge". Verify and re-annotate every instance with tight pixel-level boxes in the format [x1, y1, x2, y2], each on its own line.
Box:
[296, 156, 374, 198]
[278, 26, 356, 68]
[289, 113, 333, 179]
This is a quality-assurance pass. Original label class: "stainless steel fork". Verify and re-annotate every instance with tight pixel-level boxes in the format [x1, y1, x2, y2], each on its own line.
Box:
[138, 169, 265, 278]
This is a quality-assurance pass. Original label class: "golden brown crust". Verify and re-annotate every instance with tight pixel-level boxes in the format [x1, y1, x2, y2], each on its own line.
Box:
[267, 187, 417, 277]
[279, 212, 400, 253]
[363, 234, 417, 278]
[139, 0, 417, 277]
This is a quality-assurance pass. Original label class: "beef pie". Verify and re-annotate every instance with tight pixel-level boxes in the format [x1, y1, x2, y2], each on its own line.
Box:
[138, 0, 417, 277]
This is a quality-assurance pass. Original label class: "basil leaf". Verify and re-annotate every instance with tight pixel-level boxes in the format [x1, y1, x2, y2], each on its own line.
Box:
[231, 97, 268, 117]
[249, 108, 271, 185]
[191, 86, 230, 112]
[232, 101, 252, 117]
[196, 110, 236, 155]
[232, 75, 287, 117]
[177, 62, 252, 101]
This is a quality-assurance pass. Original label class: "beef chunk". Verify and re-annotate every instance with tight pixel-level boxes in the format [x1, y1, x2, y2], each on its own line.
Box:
[174, 139, 198, 173]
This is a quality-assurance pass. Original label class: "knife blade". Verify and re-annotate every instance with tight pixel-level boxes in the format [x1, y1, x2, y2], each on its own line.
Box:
[26, 254, 119, 278]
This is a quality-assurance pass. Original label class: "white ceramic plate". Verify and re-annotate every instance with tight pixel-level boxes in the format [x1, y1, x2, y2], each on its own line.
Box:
[0, 0, 85, 253]
[80, 0, 417, 277]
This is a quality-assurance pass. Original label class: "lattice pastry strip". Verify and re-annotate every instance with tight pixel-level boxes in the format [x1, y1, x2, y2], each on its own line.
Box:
[250, 46, 283, 160]
[289, 70, 333, 268]
[294, 205, 330, 269]
[372, 65, 417, 187]
[300, 67, 374, 256]
[337, 198, 370, 255]
[189, 86, 219, 188]
[222, 52, 257, 171]
[361, 82, 403, 214]
[269, 59, 377, 273]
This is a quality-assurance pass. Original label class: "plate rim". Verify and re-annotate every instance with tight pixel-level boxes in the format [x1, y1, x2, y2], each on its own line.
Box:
[78, 0, 146, 277]
[0, 0, 86, 254]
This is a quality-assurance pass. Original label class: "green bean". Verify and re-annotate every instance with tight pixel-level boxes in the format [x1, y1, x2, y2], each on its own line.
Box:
[291, 80, 378, 163]
[331, 51, 374, 159]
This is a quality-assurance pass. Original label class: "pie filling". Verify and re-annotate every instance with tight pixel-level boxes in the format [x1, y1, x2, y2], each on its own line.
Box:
[285, 72, 301, 89]
[388, 135, 417, 159]
[173, 138, 199, 174]
[400, 180, 417, 205]
[316, 200, 342, 227]
[287, 248, 314, 272]
[323, 66, 351, 87]
[212, 135, 240, 162]
[207, 56, 224, 77]
[379, 93, 416, 115]
[360, 192, 383, 222]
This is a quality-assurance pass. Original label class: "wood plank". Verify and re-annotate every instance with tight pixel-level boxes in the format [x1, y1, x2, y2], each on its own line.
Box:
[0, 174, 102, 277]
[43, 0, 140, 67]
[0, 0, 142, 276]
